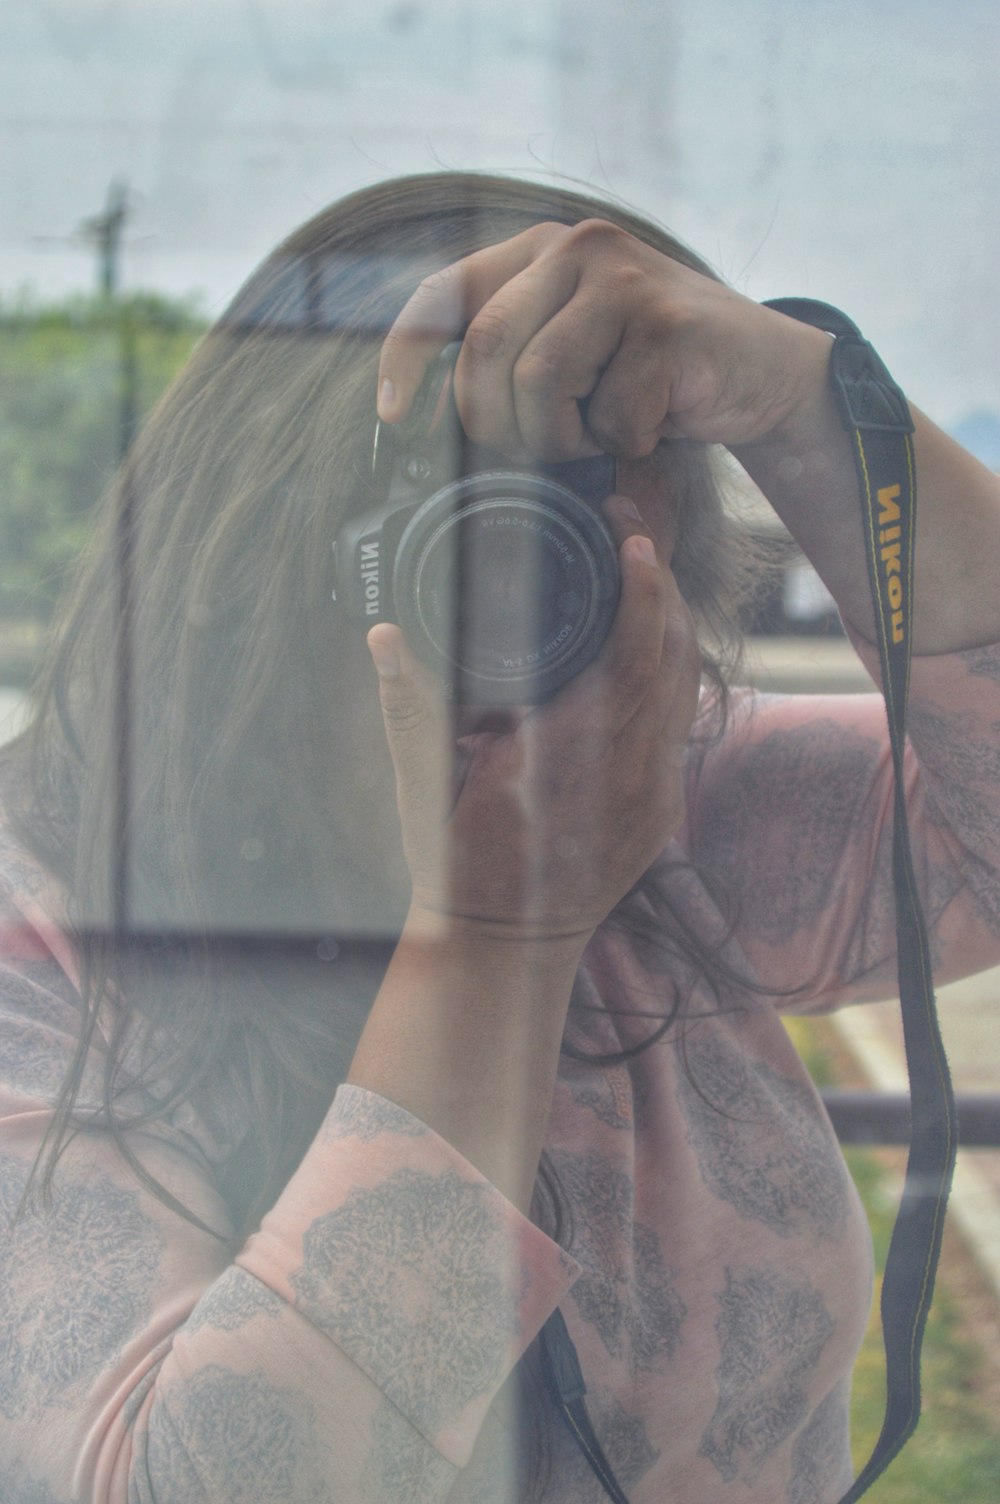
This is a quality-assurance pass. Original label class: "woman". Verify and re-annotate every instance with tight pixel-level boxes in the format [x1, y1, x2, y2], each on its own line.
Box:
[2, 172, 999, 1504]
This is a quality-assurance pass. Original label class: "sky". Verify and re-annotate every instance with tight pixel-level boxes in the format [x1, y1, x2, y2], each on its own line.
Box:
[2, 0, 1000, 426]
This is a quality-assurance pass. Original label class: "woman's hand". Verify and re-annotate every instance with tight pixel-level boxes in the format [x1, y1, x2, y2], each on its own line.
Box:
[376, 218, 832, 461]
[366, 499, 701, 948]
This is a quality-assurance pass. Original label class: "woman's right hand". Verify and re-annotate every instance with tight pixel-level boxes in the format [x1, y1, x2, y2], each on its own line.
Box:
[366, 498, 701, 950]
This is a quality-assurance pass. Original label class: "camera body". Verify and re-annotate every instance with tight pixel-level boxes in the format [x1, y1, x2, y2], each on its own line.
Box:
[332, 346, 620, 704]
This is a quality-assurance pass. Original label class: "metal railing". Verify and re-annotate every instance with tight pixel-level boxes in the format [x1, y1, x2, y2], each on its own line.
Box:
[822, 1091, 1000, 1147]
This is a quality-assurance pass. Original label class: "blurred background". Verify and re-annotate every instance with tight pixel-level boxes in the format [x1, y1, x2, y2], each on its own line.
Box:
[1, 2, 999, 1496]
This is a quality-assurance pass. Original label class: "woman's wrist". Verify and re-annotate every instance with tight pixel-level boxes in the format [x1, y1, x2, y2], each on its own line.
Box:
[727, 314, 880, 638]
[401, 898, 594, 967]
[345, 906, 586, 1210]
[733, 314, 836, 458]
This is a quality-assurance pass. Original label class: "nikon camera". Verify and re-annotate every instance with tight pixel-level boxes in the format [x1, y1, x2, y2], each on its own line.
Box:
[332, 345, 621, 705]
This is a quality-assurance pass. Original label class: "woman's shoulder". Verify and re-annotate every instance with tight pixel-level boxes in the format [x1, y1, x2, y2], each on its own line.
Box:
[0, 751, 84, 1003]
[0, 794, 90, 1116]
[0, 763, 252, 1176]
[0, 756, 56, 903]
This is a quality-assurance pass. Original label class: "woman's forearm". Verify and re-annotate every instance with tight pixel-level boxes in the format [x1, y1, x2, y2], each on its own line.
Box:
[346, 915, 586, 1213]
[350, 522, 699, 1215]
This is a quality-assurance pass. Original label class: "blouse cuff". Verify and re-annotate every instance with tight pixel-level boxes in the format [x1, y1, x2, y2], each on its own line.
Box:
[238, 1083, 582, 1469]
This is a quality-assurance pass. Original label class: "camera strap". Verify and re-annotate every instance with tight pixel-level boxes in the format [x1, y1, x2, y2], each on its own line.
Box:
[541, 1307, 632, 1504]
[765, 298, 957, 1503]
[543, 298, 956, 1504]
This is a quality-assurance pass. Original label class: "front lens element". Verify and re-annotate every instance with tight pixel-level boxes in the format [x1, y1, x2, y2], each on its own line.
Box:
[394, 473, 619, 703]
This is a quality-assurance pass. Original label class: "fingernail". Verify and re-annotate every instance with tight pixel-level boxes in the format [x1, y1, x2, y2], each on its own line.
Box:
[378, 378, 397, 419]
[369, 639, 400, 678]
[632, 536, 657, 566]
[618, 498, 644, 522]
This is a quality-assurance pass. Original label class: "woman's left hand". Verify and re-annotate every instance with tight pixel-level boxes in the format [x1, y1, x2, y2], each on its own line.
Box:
[376, 218, 831, 460]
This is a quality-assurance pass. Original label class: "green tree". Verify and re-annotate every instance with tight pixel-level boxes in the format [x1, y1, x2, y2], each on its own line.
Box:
[0, 292, 206, 628]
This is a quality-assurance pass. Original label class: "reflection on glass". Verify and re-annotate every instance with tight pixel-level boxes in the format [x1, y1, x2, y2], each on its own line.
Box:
[1, 8, 1000, 1502]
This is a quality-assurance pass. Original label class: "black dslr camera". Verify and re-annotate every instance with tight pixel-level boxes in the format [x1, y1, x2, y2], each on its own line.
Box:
[332, 345, 620, 704]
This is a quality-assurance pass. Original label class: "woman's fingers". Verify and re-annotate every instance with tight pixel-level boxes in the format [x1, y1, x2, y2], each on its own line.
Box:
[379, 221, 663, 460]
[584, 324, 677, 457]
[377, 225, 568, 424]
[453, 251, 587, 455]
[506, 291, 624, 460]
[366, 624, 452, 871]
[537, 497, 700, 756]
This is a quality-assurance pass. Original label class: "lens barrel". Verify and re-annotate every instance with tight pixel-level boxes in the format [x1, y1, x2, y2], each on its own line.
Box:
[394, 471, 620, 704]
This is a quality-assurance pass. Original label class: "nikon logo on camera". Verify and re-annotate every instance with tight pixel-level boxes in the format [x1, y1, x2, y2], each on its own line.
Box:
[360, 541, 380, 616]
[877, 484, 905, 646]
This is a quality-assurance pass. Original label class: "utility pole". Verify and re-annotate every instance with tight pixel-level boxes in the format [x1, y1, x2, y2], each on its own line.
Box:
[77, 180, 141, 918]
[75, 180, 139, 459]
[77, 178, 130, 300]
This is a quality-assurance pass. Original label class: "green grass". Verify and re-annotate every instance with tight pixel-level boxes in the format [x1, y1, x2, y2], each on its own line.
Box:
[785, 1016, 1000, 1503]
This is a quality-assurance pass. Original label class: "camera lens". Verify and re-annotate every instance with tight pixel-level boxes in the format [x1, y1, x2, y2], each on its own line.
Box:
[394, 473, 619, 704]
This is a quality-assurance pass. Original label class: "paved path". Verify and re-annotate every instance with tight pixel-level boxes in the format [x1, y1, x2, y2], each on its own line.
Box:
[832, 990, 1000, 1300]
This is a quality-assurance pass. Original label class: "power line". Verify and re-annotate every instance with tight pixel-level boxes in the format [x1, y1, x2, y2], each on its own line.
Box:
[0, 115, 353, 137]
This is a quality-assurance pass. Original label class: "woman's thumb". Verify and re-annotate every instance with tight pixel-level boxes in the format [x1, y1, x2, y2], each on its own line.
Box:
[366, 625, 446, 808]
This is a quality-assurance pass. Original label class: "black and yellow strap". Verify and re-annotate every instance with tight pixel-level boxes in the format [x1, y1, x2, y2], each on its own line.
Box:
[772, 299, 957, 1501]
[543, 299, 957, 1504]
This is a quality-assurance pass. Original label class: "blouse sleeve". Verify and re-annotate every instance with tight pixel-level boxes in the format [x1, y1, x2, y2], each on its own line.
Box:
[682, 634, 1000, 1012]
[0, 894, 579, 1504]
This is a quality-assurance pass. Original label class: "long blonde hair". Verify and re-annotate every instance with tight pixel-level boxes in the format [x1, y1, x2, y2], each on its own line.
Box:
[9, 172, 766, 1238]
